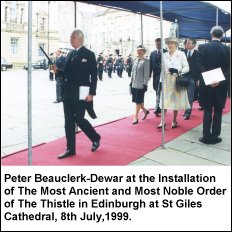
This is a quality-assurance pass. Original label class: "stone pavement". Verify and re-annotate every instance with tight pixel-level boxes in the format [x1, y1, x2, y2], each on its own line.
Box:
[129, 112, 231, 166]
[1, 69, 154, 156]
[1, 70, 231, 165]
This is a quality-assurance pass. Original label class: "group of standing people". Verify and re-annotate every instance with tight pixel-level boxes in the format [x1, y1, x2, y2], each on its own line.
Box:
[96, 53, 133, 79]
[50, 26, 229, 160]
[130, 26, 230, 145]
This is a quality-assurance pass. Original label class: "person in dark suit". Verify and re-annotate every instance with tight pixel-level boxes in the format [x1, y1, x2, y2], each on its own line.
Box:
[106, 54, 113, 78]
[52, 29, 101, 159]
[49, 53, 55, 81]
[97, 53, 104, 81]
[149, 38, 167, 116]
[53, 49, 66, 103]
[115, 55, 124, 78]
[126, 54, 133, 77]
[197, 26, 230, 144]
[183, 38, 202, 119]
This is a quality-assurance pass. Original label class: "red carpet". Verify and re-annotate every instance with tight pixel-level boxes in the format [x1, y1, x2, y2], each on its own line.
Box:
[2, 100, 230, 166]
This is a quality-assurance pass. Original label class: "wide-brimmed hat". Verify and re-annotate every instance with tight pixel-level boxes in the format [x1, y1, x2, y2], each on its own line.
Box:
[165, 37, 179, 44]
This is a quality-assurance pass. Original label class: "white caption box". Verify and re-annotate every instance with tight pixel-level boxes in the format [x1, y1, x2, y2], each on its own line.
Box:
[1, 166, 231, 231]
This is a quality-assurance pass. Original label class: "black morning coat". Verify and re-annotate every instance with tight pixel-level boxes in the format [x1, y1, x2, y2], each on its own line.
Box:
[197, 40, 230, 109]
[58, 46, 98, 119]
[149, 49, 167, 78]
[184, 49, 202, 82]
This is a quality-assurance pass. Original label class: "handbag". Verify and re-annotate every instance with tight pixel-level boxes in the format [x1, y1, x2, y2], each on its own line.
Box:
[176, 72, 191, 88]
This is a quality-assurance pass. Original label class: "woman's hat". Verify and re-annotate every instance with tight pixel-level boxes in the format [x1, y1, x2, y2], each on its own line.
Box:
[165, 37, 179, 44]
[137, 45, 145, 49]
[137, 45, 146, 51]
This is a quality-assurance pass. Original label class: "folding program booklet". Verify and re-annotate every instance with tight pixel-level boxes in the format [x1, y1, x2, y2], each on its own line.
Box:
[79, 86, 90, 100]
[201, 68, 225, 85]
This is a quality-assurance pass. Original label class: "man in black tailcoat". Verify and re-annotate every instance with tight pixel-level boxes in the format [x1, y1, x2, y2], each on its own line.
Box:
[52, 29, 101, 159]
[197, 26, 230, 144]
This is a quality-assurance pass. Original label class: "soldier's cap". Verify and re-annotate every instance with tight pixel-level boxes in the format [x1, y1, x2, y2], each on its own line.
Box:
[109, 54, 113, 56]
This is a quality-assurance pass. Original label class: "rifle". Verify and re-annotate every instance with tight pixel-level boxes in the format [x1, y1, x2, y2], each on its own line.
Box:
[39, 46, 53, 65]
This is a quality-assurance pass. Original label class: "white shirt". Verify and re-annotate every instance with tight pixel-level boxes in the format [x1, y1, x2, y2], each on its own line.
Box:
[74, 45, 83, 52]
[187, 49, 194, 58]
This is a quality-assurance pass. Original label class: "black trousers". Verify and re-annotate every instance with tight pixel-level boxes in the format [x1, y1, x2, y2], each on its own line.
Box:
[203, 104, 223, 139]
[107, 69, 112, 78]
[184, 79, 195, 116]
[153, 74, 160, 92]
[49, 71, 54, 81]
[63, 100, 100, 152]
[127, 68, 132, 77]
[153, 74, 161, 110]
[98, 70, 103, 80]
[56, 76, 62, 101]
[117, 69, 123, 78]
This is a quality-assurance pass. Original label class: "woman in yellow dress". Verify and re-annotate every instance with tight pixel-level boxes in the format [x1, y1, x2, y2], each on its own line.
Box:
[157, 37, 190, 129]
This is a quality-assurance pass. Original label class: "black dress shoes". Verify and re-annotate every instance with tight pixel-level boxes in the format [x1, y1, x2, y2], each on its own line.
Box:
[199, 137, 212, 144]
[154, 108, 161, 117]
[171, 122, 178, 128]
[156, 123, 166, 129]
[132, 119, 138, 124]
[58, 150, 76, 159]
[199, 137, 222, 144]
[184, 115, 190, 120]
[54, 98, 63, 103]
[211, 137, 222, 144]
[212, 137, 222, 144]
[91, 137, 101, 152]
[142, 110, 149, 120]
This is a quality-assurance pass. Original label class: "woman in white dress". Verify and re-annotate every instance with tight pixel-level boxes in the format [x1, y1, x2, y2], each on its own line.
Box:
[157, 37, 190, 129]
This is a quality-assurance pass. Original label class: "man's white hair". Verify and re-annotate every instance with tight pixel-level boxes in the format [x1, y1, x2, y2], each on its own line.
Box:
[72, 29, 84, 39]
[210, 26, 224, 39]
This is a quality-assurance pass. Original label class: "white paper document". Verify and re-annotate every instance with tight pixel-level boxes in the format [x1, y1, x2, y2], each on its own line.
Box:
[79, 86, 90, 100]
[202, 68, 225, 85]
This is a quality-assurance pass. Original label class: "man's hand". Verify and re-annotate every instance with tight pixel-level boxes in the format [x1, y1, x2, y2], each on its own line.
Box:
[85, 95, 93, 102]
[52, 64, 58, 74]
[210, 81, 219, 88]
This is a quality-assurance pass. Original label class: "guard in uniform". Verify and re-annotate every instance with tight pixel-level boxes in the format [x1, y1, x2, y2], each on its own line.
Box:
[53, 49, 66, 103]
[106, 54, 113, 78]
[116, 55, 124, 78]
[97, 53, 104, 81]
[126, 54, 133, 77]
